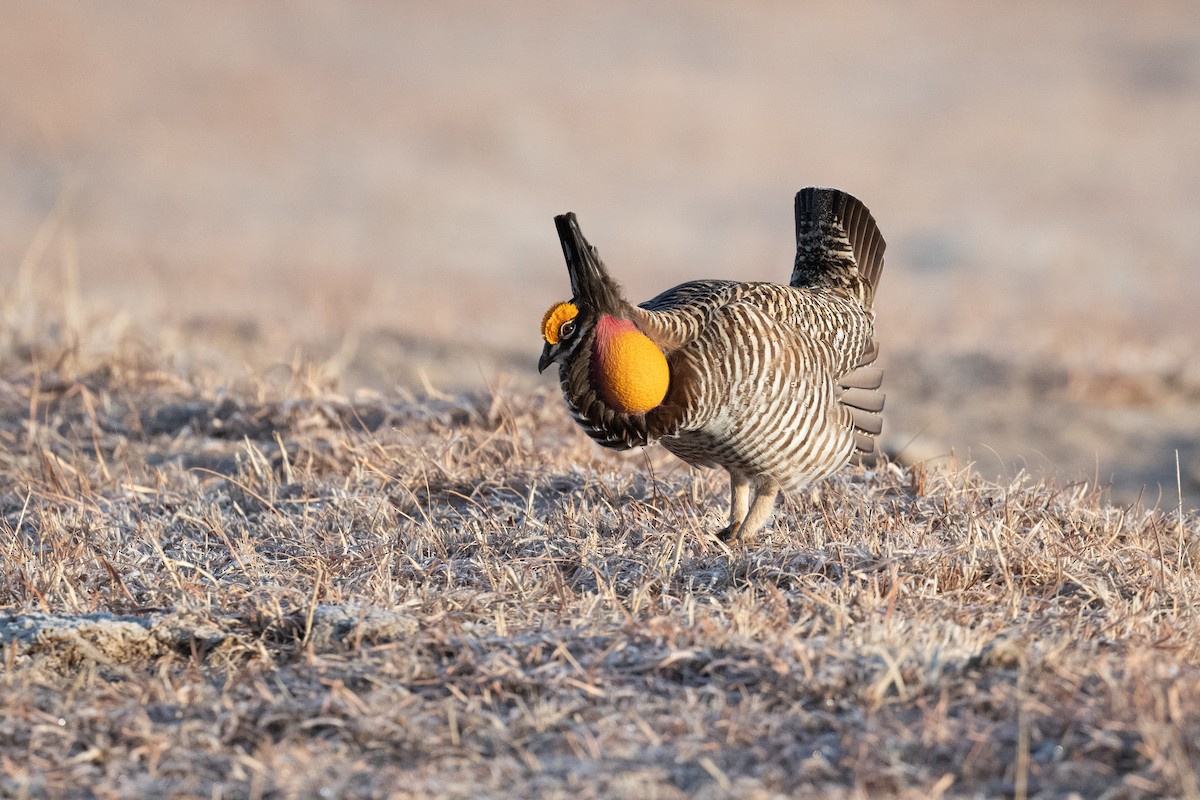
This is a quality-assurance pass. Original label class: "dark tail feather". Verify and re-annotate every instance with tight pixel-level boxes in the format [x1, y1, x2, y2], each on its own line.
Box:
[791, 188, 886, 307]
[554, 213, 623, 309]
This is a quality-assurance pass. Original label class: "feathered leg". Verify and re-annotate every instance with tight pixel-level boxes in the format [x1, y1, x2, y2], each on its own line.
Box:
[719, 475, 779, 542]
[732, 481, 780, 541]
[718, 472, 750, 540]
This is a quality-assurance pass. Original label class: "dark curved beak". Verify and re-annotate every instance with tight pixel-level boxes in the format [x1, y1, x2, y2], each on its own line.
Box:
[538, 343, 556, 373]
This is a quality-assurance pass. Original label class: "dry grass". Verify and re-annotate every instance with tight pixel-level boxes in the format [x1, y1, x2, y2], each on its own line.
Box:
[0, 314, 1197, 800]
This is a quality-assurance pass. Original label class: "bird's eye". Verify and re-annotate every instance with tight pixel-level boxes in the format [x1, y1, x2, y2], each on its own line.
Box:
[559, 319, 576, 339]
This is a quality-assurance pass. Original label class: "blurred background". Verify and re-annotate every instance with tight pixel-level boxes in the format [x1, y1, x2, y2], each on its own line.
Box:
[1, 1, 1198, 505]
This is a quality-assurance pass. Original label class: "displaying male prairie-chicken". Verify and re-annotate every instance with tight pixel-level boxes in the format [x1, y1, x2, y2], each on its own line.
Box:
[538, 187, 885, 541]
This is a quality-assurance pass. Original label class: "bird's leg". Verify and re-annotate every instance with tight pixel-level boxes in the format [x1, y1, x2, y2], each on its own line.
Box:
[724, 481, 780, 542]
[717, 472, 750, 541]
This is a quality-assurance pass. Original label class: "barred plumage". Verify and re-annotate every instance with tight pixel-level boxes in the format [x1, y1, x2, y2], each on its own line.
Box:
[539, 187, 886, 541]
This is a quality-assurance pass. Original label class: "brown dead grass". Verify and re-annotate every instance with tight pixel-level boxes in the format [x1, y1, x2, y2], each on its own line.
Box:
[1, 313, 1198, 800]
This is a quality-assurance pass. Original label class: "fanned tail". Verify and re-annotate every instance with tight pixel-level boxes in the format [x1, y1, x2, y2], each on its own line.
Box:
[791, 187, 886, 307]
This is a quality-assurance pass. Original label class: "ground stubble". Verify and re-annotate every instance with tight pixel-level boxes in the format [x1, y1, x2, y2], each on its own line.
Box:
[0, 315, 1197, 800]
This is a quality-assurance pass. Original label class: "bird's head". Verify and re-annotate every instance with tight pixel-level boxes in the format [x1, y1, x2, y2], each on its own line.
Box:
[538, 299, 582, 373]
[538, 213, 669, 415]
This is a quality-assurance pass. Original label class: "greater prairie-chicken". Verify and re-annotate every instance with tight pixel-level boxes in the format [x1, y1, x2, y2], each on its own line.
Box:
[538, 187, 885, 541]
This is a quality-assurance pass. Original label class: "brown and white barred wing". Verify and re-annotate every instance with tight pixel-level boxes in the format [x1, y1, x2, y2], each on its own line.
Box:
[659, 299, 857, 488]
[772, 287, 883, 459]
[635, 279, 741, 349]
